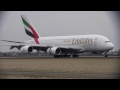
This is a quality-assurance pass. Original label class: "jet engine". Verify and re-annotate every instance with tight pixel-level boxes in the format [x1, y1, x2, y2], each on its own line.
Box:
[20, 46, 33, 53]
[46, 47, 61, 55]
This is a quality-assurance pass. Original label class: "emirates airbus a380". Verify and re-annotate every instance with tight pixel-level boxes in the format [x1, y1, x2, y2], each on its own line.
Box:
[1, 15, 114, 58]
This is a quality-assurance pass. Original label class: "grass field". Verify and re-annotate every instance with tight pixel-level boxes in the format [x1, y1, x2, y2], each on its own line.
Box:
[0, 57, 120, 79]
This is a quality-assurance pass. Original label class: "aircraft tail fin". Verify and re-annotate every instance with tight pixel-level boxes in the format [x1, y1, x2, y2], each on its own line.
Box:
[21, 15, 40, 44]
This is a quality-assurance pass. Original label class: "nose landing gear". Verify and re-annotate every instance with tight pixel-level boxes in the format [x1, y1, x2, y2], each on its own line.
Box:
[104, 51, 108, 57]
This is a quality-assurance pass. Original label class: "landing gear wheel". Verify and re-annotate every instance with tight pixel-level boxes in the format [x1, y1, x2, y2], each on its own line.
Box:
[105, 54, 108, 57]
[54, 55, 71, 58]
[104, 51, 108, 57]
[72, 55, 78, 58]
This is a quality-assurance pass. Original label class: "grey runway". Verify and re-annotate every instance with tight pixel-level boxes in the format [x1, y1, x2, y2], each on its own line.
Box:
[0, 57, 120, 79]
[0, 71, 119, 79]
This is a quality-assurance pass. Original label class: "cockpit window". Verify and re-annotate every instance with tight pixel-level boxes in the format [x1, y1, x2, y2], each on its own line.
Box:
[105, 41, 110, 43]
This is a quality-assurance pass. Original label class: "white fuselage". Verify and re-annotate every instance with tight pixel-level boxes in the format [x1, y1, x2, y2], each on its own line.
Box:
[25, 35, 114, 52]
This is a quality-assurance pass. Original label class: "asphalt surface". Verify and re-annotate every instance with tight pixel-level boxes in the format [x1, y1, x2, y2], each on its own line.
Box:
[0, 71, 119, 79]
[0, 56, 120, 79]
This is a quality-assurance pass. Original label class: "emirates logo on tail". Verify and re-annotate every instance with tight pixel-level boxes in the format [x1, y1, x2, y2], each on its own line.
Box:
[21, 15, 40, 44]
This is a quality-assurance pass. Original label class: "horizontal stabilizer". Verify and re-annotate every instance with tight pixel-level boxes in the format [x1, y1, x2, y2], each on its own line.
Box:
[1, 40, 23, 43]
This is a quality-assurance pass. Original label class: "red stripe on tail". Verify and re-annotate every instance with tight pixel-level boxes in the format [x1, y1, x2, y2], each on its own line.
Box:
[34, 38, 39, 44]
[28, 24, 40, 44]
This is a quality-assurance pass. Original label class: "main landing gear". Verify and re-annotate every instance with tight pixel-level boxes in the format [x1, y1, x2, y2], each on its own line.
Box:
[72, 55, 79, 58]
[54, 55, 70, 58]
[54, 54, 79, 58]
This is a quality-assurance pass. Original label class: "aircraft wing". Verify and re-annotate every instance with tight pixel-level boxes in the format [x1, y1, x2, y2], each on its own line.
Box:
[25, 45, 83, 53]
[0, 43, 83, 53]
[0, 39, 83, 53]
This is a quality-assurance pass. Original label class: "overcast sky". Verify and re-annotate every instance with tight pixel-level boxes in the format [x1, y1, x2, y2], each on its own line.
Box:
[0, 11, 120, 52]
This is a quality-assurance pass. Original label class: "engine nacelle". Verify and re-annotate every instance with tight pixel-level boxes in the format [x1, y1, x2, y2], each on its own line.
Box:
[20, 46, 33, 53]
[46, 47, 61, 55]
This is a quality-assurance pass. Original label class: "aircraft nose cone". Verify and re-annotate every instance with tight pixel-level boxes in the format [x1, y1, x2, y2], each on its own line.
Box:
[109, 43, 114, 50]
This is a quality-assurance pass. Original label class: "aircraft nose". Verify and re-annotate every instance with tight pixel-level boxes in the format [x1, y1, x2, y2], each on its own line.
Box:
[109, 42, 114, 50]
